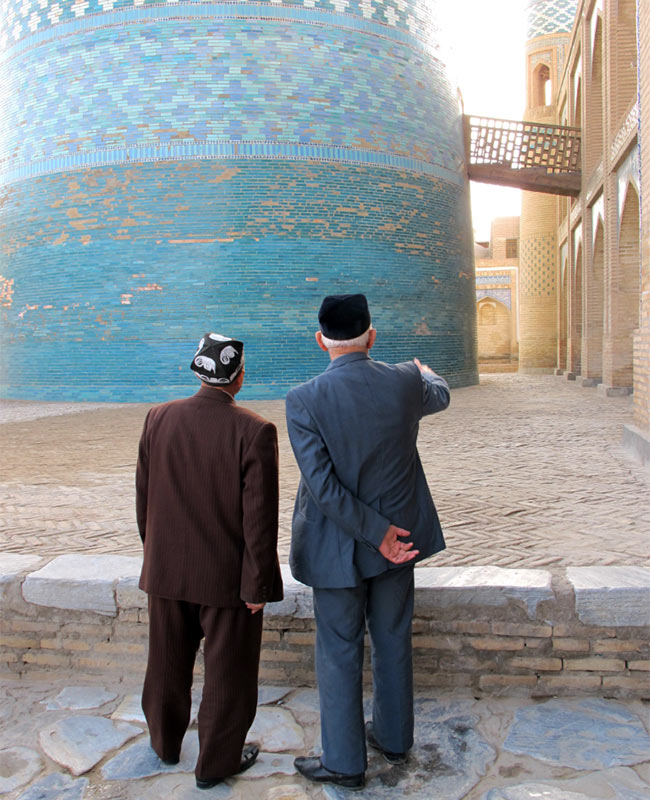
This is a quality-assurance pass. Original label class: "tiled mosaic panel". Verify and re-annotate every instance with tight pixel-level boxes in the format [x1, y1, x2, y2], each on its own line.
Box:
[0, 0, 442, 55]
[0, 159, 478, 401]
[476, 274, 511, 285]
[1, 15, 461, 182]
[526, 0, 578, 40]
[476, 288, 511, 310]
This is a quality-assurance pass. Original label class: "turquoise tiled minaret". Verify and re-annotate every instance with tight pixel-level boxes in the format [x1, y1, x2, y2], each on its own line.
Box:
[526, 0, 579, 39]
[0, 0, 478, 401]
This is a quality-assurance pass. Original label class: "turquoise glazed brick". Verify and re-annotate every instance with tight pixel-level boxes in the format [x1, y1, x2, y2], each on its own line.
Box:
[526, 0, 579, 39]
[0, 0, 478, 401]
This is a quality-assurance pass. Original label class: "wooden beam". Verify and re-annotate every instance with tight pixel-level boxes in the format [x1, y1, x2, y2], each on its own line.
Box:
[467, 164, 581, 196]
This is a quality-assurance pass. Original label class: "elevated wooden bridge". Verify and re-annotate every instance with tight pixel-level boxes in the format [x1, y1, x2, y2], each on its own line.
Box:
[465, 116, 582, 196]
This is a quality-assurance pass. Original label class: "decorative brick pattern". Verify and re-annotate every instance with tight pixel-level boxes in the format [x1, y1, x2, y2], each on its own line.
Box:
[0, 0, 478, 400]
[0, 0, 441, 51]
[0, 159, 476, 400]
[1, 13, 462, 184]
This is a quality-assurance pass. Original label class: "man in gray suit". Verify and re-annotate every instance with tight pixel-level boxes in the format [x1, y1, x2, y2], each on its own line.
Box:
[285, 294, 450, 790]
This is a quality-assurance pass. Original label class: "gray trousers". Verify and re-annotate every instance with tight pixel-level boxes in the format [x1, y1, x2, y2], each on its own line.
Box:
[312, 565, 415, 775]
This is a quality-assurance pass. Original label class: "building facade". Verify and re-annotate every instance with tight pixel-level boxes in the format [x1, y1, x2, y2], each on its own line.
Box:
[475, 217, 520, 370]
[518, 0, 649, 461]
[519, 0, 579, 372]
[0, 0, 478, 401]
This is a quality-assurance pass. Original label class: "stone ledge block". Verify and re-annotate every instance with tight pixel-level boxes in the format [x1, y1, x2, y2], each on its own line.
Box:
[414, 566, 554, 618]
[22, 555, 143, 616]
[116, 575, 147, 610]
[622, 423, 650, 466]
[567, 567, 650, 627]
[0, 554, 46, 602]
[265, 567, 313, 619]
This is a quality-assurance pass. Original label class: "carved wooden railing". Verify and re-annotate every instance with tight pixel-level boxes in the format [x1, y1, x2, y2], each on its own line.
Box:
[465, 116, 582, 196]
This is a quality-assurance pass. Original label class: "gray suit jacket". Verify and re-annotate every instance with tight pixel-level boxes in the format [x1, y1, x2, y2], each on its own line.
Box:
[285, 352, 449, 588]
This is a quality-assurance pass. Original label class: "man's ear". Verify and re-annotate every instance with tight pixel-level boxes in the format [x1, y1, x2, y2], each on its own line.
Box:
[315, 331, 328, 352]
[230, 368, 245, 395]
[367, 328, 377, 350]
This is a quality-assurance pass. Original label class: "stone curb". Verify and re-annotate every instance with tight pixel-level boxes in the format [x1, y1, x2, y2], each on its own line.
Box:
[2, 554, 649, 626]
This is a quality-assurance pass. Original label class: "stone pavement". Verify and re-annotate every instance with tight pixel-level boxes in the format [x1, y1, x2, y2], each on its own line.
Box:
[1, 373, 648, 568]
[1, 677, 649, 800]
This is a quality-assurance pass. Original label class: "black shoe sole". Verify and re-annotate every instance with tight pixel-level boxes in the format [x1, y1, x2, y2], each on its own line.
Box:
[196, 744, 259, 789]
[366, 729, 407, 765]
[196, 778, 223, 789]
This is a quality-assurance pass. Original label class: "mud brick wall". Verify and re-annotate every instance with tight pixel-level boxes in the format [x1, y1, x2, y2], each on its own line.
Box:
[0, 0, 477, 402]
[2, 556, 649, 699]
[632, 2, 650, 446]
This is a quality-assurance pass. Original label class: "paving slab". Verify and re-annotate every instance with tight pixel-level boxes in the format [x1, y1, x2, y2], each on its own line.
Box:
[101, 731, 200, 780]
[43, 688, 118, 712]
[16, 773, 88, 800]
[246, 708, 305, 753]
[0, 747, 42, 794]
[482, 766, 649, 800]
[503, 698, 650, 769]
[38, 716, 142, 775]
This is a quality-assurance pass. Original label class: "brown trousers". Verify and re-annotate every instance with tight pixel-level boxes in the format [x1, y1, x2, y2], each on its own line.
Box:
[142, 595, 263, 780]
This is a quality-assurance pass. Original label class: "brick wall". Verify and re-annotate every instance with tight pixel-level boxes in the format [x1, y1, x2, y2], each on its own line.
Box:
[518, 18, 569, 372]
[520, 0, 647, 415]
[2, 556, 649, 699]
[635, 0, 650, 434]
[0, 0, 478, 401]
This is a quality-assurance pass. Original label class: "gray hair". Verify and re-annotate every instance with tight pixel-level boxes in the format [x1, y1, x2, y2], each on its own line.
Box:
[320, 326, 373, 350]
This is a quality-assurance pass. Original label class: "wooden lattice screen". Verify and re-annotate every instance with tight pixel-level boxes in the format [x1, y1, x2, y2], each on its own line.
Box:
[468, 116, 581, 174]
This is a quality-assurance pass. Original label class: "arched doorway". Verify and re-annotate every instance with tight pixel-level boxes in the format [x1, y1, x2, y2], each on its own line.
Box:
[477, 297, 512, 363]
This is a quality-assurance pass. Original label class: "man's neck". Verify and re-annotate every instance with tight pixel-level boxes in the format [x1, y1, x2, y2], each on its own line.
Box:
[201, 383, 238, 398]
[328, 347, 369, 361]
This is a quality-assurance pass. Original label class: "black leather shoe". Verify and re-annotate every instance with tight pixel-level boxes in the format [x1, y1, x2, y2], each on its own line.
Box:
[196, 744, 259, 789]
[365, 722, 408, 765]
[294, 756, 365, 790]
[160, 756, 179, 766]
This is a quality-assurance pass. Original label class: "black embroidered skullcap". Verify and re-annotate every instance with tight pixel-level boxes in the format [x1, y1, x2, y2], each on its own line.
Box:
[190, 333, 244, 385]
[318, 294, 371, 340]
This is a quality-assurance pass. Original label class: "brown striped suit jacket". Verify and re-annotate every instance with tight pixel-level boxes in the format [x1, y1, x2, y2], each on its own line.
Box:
[136, 384, 283, 607]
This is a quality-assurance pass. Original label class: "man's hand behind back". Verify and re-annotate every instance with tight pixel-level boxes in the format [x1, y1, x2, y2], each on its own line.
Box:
[379, 524, 419, 564]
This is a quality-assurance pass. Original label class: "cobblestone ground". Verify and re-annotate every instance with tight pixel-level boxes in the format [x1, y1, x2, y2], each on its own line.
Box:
[0, 374, 648, 567]
[2, 678, 649, 800]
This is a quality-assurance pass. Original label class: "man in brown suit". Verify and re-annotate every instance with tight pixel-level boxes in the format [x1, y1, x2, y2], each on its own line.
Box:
[136, 332, 283, 789]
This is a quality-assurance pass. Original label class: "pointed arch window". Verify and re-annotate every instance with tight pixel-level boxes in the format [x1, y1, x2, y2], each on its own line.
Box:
[533, 63, 551, 107]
